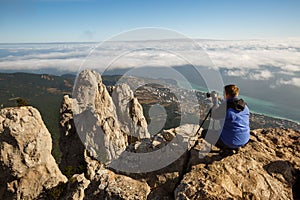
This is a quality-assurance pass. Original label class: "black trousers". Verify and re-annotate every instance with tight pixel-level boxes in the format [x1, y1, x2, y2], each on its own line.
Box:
[201, 129, 235, 150]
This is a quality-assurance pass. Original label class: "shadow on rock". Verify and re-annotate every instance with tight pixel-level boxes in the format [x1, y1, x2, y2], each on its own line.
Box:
[264, 160, 300, 200]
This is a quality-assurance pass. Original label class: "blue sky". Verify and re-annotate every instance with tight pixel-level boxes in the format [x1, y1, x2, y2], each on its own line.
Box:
[0, 0, 300, 43]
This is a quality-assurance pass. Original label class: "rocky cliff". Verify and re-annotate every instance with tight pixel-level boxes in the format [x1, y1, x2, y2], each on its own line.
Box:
[175, 128, 300, 199]
[71, 70, 128, 165]
[59, 95, 86, 172]
[0, 70, 299, 200]
[111, 83, 150, 140]
[0, 106, 67, 200]
[59, 70, 150, 169]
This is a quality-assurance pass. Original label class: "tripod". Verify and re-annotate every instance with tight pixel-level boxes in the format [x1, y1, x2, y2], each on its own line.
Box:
[190, 108, 213, 151]
[196, 108, 212, 136]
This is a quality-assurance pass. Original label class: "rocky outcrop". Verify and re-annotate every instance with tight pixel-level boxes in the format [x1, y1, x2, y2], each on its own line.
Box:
[175, 128, 300, 200]
[111, 83, 150, 140]
[85, 153, 150, 199]
[61, 173, 90, 200]
[60, 70, 152, 166]
[71, 69, 128, 165]
[59, 77, 200, 199]
[59, 95, 200, 198]
[114, 124, 200, 199]
[0, 106, 67, 200]
[60, 152, 150, 200]
[59, 95, 85, 171]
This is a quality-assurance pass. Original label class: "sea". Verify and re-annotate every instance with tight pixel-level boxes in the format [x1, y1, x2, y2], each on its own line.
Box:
[191, 84, 300, 124]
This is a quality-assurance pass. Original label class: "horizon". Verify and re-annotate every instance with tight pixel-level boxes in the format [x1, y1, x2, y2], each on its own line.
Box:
[2, 36, 300, 44]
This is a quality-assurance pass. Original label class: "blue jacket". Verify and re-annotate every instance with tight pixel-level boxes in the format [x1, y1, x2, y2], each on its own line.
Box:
[212, 98, 250, 148]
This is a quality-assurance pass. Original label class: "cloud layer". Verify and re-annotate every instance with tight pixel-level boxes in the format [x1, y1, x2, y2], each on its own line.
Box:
[0, 38, 300, 87]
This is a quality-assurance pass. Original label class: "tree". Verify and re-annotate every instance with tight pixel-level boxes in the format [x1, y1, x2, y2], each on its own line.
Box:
[16, 98, 29, 107]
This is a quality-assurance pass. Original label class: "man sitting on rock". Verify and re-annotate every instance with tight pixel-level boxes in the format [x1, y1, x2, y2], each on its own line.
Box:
[201, 84, 250, 156]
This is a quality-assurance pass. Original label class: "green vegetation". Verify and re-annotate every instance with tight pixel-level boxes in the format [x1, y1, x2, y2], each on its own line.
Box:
[47, 182, 68, 200]
[46, 164, 86, 199]
[0, 73, 74, 162]
[16, 97, 30, 106]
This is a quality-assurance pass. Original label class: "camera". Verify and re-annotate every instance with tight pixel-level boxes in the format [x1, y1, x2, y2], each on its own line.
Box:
[205, 91, 220, 107]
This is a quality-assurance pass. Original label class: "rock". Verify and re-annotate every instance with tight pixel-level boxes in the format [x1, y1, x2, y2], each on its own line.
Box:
[110, 123, 199, 174]
[0, 106, 67, 200]
[161, 129, 176, 142]
[72, 69, 128, 165]
[59, 71, 151, 168]
[111, 83, 150, 140]
[59, 95, 86, 172]
[106, 85, 115, 96]
[114, 124, 200, 199]
[126, 124, 199, 153]
[60, 173, 90, 200]
[78, 154, 150, 200]
[174, 128, 300, 200]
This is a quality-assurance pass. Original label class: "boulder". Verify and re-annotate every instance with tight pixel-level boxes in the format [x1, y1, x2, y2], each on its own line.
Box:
[0, 106, 67, 200]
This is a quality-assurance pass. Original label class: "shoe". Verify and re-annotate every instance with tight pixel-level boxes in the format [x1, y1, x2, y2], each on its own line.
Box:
[219, 148, 239, 157]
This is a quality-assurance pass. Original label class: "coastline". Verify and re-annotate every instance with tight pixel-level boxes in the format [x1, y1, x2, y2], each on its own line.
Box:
[188, 83, 300, 125]
[250, 110, 300, 125]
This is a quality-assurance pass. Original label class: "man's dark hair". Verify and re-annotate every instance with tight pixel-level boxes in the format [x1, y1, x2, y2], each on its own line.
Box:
[224, 84, 239, 98]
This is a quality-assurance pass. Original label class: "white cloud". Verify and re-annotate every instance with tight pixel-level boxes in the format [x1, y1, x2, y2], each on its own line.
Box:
[278, 77, 300, 87]
[203, 40, 300, 74]
[284, 64, 300, 72]
[249, 70, 274, 80]
[224, 69, 274, 81]
[0, 38, 300, 86]
[225, 69, 247, 77]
